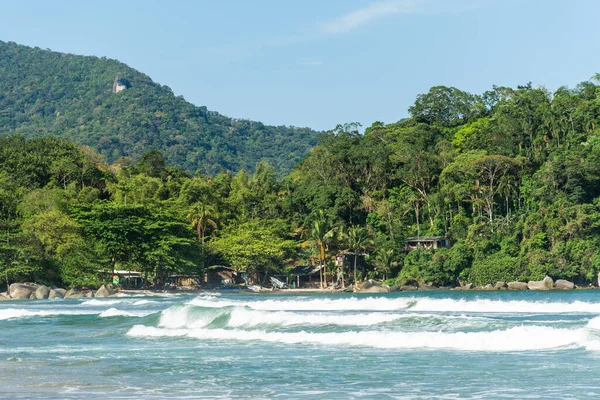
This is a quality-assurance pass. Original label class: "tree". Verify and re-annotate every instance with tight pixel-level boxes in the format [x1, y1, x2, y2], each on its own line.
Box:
[342, 225, 372, 284]
[187, 202, 218, 270]
[303, 210, 337, 288]
[209, 220, 296, 284]
[473, 155, 521, 229]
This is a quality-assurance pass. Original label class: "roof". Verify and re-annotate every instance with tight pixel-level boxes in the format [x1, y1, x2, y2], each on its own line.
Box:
[289, 265, 322, 276]
[405, 236, 450, 242]
[113, 270, 142, 277]
[207, 265, 235, 271]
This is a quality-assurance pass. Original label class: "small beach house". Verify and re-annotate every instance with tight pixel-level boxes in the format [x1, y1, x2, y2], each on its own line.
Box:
[403, 236, 453, 252]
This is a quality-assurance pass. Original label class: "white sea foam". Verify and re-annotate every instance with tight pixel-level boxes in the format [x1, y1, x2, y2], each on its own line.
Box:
[132, 300, 155, 306]
[409, 298, 600, 314]
[188, 296, 416, 311]
[0, 308, 97, 320]
[158, 306, 223, 329]
[80, 299, 123, 306]
[99, 308, 152, 318]
[188, 295, 600, 314]
[225, 308, 486, 328]
[587, 316, 600, 330]
[127, 324, 588, 352]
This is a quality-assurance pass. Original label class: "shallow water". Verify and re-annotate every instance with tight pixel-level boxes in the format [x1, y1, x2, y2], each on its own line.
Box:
[3, 290, 600, 398]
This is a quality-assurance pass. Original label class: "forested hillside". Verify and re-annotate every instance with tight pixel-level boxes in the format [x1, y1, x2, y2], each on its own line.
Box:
[0, 40, 318, 175]
[3, 64, 600, 289]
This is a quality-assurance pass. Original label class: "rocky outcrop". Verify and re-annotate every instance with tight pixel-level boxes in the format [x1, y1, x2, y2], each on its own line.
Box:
[359, 280, 390, 293]
[528, 276, 554, 291]
[495, 281, 506, 290]
[35, 285, 50, 300]
[400, 285, 418, 291]
[480, 284, 496, 291]
[48, 289, 64, 299]
[95, 284, 117, 298]
[419, 285, 438, 290]
[65, 289, 84, 299]
[455, 283, 473, 291]
[507, 282, 529, 290]
[555, 279, 575, 290]
[9, 283, 37, 299]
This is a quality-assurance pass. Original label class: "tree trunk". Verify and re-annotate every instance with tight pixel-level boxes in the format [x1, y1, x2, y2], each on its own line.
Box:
[353, 252, 358, 285]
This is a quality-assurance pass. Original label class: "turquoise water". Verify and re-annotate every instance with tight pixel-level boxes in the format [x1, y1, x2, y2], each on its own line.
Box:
[3, 291, 600, 398]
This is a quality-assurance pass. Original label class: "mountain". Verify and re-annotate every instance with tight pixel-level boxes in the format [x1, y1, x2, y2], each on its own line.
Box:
[0, 40, 320, 175]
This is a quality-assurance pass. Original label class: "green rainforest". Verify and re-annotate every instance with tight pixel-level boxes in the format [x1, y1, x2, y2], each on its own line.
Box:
[3, 40, 600, 289]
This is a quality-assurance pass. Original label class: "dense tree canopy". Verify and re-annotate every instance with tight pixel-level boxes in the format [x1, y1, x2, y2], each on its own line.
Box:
[0, 40, 319, 176]
[3, 45, 600, 289]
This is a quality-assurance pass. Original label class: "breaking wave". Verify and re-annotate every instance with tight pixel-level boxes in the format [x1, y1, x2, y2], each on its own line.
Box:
[128, 324, 597, 352]
[187, 295, 600, 314]
[99, 308, 153, 318]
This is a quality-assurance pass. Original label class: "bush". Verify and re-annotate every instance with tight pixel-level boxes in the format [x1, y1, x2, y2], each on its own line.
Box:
[468, 253, 522, 286]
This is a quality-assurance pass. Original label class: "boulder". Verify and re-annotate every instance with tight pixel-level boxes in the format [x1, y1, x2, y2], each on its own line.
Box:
[56, 288, 67, 296]
[95, 285, 112, 298]
[507, 282, 529, 290]
[555, 279, 575, 290]
[48, 289, 64, 299]
[35, 285, 50, 300]
[388, 286, 401, 293]
[528, 276, 554, 291]
[495, 281, 506, 289]
[65, 289, 84, 299]
[455, 283, 472, 291]
[9, 283, 37, 299]
[96, 284, 117, 297]
[419, 285, 438, 290]
[480, 284, 496, 291]
[84, 290, 94, 298]
[359, 280, 390, 293]
[400, 285, 418, 291]
[0, 293, 10, 301]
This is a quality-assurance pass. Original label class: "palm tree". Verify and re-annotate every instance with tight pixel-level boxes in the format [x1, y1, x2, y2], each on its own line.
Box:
[187, 203, 218, 269]
[374, 247, 395, 281]
[302, 210, 336, 288]
[343, 225, 371, 284]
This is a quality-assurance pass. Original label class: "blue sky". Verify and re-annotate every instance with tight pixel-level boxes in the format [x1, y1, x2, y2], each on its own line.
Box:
[1, 0, 599, 131]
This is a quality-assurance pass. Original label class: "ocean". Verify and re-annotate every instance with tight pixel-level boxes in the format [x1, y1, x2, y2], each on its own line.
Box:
[2, 290, 600, 399]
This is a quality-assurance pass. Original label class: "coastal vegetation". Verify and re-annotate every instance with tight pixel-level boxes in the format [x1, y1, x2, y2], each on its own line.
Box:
[3, 42, 600, 289]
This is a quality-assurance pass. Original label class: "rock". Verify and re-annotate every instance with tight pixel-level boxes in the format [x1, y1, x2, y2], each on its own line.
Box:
[495, 281, 506, 289]
[65, 289, 84, 299]
[555, 279, 575, 290]
[56, 288, 67, 296]
[9, 283, 37, 299]
[480, 284, 496, 291]
[84, 290, 94, 298]
[400, 285, 418, 291]
[507, 282, 529, 290]
[419, 285, 438, 290]
[388, 286, 401, 293]
[455, 283, 472, 291]
[35, 285, 50, 300]
[0, 293, 10, 301]
[95, 285, 112, 297]
[48, 289, 64, 299]
[359, 280, 390, 293]
[528, 276, 554, 291]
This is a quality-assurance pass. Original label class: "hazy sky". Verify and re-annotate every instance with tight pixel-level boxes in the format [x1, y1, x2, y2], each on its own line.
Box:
[1, 0, 599, 131]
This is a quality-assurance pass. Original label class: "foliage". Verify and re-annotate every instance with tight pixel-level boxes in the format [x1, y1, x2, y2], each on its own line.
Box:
[0, 40, 319, 176]
[4, 65, 600, 289]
